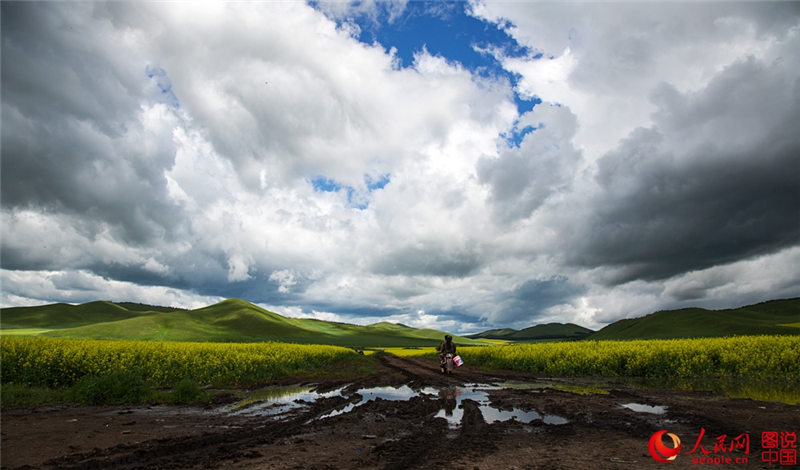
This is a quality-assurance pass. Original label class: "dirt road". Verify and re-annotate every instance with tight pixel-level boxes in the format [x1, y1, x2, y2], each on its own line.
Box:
[2, 355, 797, 469]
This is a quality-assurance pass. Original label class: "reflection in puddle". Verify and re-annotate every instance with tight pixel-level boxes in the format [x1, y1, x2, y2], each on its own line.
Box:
[226, 382, 568, 428]
[480, 406, 543, 423]
[494, 380, 610, 396]
[229, 385, 345, 416]
[542, 414, 570, 425]
[221, 374, 796, 428]
[620, 402, 667, 414]
[318, 385, 423, 419]
[434, 385, 569, 429]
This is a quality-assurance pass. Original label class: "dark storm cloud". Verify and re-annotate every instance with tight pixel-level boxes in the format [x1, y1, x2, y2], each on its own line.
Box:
[493, 276, 586, 324]
[294, 301, 408, 320]
[477, 105, 581, 223]
[425, 307, 489, 331]
[194, 276, 297, 305]
[2, 1, 798, 331]
[569, 56, 800, 283]
[0, 3, 141, 129]
[370, 242, 484, 278]
[1, 2, 184, 246]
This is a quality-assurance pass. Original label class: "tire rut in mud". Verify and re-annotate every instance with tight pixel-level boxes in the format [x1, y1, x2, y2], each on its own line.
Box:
[17, 355, 794, 469]
[375, 353, 496, 387]
[38, 408, 311, 469]
[35, 354, 467, 470]
[364, 355, 507, 470]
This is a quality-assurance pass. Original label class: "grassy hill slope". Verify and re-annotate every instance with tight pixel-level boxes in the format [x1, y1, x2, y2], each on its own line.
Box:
[466, 328, 517, 340]
[0, 301, 154, 329]
[590, 298, 800, 340]
[5, 297, 795, 345]
[467, 323, 593, 341]
[0, 298, 486, 348]
[509, 323, 594, 341]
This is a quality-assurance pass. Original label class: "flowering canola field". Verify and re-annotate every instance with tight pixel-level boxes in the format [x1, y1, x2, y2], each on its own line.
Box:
[0, 337, 353, 387]
[454, 336, 800, 379]
[3, 336, 798, 391]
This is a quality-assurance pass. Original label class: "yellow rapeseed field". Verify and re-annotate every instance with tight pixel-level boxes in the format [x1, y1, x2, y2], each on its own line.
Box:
[453, 336, 800, 379]
[0, 337, 354, 387]
[3, 336, 798, 390]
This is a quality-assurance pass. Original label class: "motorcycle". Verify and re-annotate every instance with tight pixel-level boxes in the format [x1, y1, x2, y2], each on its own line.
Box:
[442, 352, 454, 375]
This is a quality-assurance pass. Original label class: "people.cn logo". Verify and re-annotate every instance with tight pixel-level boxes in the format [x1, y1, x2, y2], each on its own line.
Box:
[649, 430, 682, 462]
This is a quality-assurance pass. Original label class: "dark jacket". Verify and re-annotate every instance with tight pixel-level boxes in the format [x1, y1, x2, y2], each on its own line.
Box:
[438, 340, 456, 355]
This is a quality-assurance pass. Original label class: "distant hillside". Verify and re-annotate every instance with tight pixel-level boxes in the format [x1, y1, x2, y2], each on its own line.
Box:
[590, 298, 800, 340]
[0, 298, 487, 348]
[5, 298, 796, 346]
[467, 323, 593, 341]
[0, 301, 152, 329]
[510, 323, 594, 341]
[114, 302, 188, 313]
[467, 328, 517, 340]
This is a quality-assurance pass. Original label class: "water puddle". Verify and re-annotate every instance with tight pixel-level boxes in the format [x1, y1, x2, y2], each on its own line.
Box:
[228, 385, 346, 417]
[318, 385, 424, 420]
[620, 402, 667, 414]
[434, 384, 568, 429]
[224, 376, 792, 427]
[494, 380, 609, 396]
[225, 382, 568, 429]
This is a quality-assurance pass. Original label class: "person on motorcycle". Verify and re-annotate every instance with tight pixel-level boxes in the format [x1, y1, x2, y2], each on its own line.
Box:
[437, 335, 457, 374]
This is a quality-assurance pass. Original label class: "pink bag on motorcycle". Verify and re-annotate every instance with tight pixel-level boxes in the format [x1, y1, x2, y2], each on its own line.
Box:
[453, 355, 463, 367]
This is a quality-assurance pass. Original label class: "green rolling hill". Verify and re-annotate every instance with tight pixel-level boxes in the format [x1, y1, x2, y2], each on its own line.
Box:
[466, 323, 593, 341]
[589, 298, 800, 340]
[3, 297, 797, 346]
[509, 323, 593, 341]
[466, 328, 517, 340]
[0, 301, 184, 329]
[0, 298, 487, 348]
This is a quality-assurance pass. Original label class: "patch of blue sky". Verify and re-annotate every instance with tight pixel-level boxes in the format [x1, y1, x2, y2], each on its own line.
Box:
[145, 64, 180, 108]
[503, 124, 537, 149]
[310, 176, 343, 193]
[310, 1, 538, 115]
[514, 95, 541, 115]
[359, 3, 526, 71]
[310, 173, 390, 209]
[365, 173, 391, 191]
[348, 189, 369, 210]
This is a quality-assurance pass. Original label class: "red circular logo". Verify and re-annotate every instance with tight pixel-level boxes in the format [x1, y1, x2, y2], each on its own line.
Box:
[649, 430, 682, 462]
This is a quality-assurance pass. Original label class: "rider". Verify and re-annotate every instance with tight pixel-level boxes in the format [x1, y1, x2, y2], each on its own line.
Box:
[437, 335, 457, 374]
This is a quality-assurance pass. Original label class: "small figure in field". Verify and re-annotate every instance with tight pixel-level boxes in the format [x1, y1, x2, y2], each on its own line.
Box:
[437, 335, 457, 374]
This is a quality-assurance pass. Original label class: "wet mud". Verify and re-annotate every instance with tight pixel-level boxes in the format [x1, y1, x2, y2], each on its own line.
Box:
[2, 354, 797, 469]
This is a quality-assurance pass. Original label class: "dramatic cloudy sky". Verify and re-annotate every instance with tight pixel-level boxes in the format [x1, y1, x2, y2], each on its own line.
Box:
[2, 1, 799, 333]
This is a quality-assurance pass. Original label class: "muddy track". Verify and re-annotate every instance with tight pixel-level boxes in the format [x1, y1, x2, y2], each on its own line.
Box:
[369, 354, 494, 386]
[2, 355, 798, 469]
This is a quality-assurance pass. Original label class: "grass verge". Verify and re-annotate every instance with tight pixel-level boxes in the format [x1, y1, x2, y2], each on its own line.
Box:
[0, 354, 378, 409]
